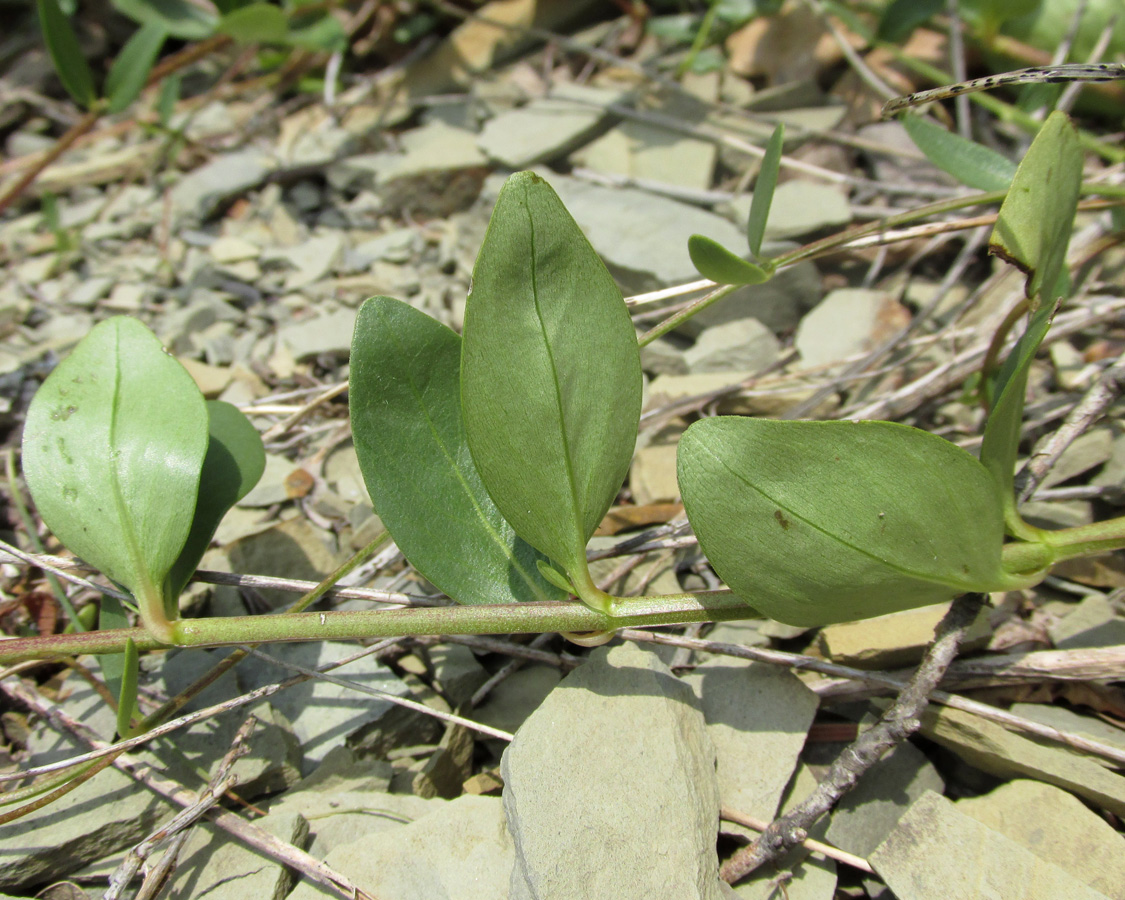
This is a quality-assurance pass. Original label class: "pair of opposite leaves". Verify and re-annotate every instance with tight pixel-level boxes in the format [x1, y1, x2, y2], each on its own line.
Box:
[350, 172, 1022, 627]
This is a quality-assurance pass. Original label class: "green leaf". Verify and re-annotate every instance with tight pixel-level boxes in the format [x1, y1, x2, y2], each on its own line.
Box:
[989, 110, 1082, 305]
[157, 73, 181, 126]
[536, 560, 574, 594]
[688, 235, 772, 286]
[461, 172, 642, 608]
[285, 13, 347, 51]
[216, 2, 289, 44]
[902, 114, 1017, 192]
[164, 400, 265, 605]
[97, 594, 132, 716]
[105, 22, 166, 114]
[36, 0, 96, 109]
[979, 300, 1054, 538]
[111, 0, 218, 40]
[876, 0, 943, 42]
[747, 123, 784, 259]
[351, 296, 566, 606]
[115, 638, 140, 738]
[678, 417, 1013, 626]
[21, 317, 209, 639]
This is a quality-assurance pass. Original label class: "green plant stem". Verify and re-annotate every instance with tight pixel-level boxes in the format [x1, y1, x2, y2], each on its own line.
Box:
[0, 592, 754, 663]
[1001, 517, 1125, 576]
[639, 283, 741, 347]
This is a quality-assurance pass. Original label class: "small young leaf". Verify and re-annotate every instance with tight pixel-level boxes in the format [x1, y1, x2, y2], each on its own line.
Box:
[461, 172, 642, 604]
[990, 111, 1082, 305]
[114, 638, 140, 738]
[687, 235, 772, 286]
[105, 22, 166, 114]
[216, 2, 288, 44]
[979, 300, 1054, 538]
[902, 114, 1017, 191]
[164, 400, 265, 605]
[22, 317, 209, 638]
[351, 296, 566, 606]
[36, 0, 97, 109]
[678, 417, 1014, 626]
[746, 123, 784, 259]
[111, 0, 217, 40]
[97, 593, 132, 715]
[536, 560, 574, 594]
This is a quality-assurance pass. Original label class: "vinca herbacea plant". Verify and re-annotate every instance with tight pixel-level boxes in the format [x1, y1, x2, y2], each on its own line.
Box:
[8, 110, 1125, 718]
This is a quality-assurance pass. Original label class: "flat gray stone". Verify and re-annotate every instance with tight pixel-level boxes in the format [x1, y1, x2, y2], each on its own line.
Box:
[629, 442, 680, 505]
[684, 317, 780, 374]
[683, 658, 818, 824]
[1048, 594, 1125, 649]
[870, 791, 1111, 900]
[956, 779, 1125, 897]
[502, 643, 724, 900]
[825, 740, 944, 857]
[473, 665, 561, 736]
[1008, 701, 1125, 761]
[921, 705, 1125, 818]
[237, 641, 412, 775]
[276, 308, 355, 360]
[166, 811, 307, 900]
[170, 150, 277, 223]
[0, 675, 177, 891]
[682, 256, 822, 335]
[280, 233, 344, 291]
[287, 795, 512, 900]
[544, 174, 746, 292]
[816, 602, 991, 670]
[478, 85, 621, 168]
[727, 181, 852, 242]
[428, 643, 490, 709]
[795, 288, 908, 371]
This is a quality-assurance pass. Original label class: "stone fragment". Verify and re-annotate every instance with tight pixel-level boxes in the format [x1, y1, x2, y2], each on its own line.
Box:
[286, 795, 513, 900]
[824, 740, 944, 857]
[684, 257, 822, 335]
[165, 811, 307, 900]
[870, 791, 1110, 900]
[237, 641, 413, 774]
[920, 705, 1125, 818]
[275, 308, 356, 361]
[683, 658, 818, 824]
[170, 150, 277, 223]
[956, 779, 1125, 897]
[816, 602, 991, 670]
[236, 453, 299, 509]
[684, 317, 780, 374]
[795, 288, 911, 371]
[0, 677, 176, 890]
[728, 181, 851, 241]
[630, 442, 680, 505]
[544, 174, 746, 292]
[573, 88, 717, 191]
[1008, 701, 1125, 761]
[473, 665, 561, 736]
[1037, 426, 1114, 489]
[502, 643, 724, 900]
[409, 722, 475, 799]
[428, 643, 490, 709]
[478, 84, 622, 168]
[1048, 594, 1125, 649]
[179, 357, 233, 398]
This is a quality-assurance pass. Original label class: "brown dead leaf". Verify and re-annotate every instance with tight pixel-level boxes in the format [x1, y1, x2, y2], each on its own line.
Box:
[595, 502, 683, 536]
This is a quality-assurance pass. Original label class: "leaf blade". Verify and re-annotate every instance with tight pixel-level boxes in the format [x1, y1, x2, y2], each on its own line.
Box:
[22, 317, 209, 630]
[902, 113, 1017, 191]
[746, 123, 784, 258]
[678, 417, 1011, 626]
[989, 110, 1083, 304]
[351, 296, 566, 605]
[461, 172, 642, 588]
[105, 22, 167, 114]
[164, 400, 265, 603]
[687, 234, 772, 286]
[36, 0, 97, 109]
